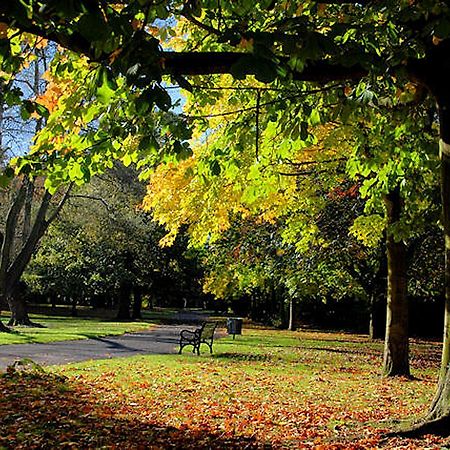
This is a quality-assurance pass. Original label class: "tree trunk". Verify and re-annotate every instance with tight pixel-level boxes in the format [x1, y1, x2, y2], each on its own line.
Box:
[288, 297, 295, 331]
[418, 102, 450, 424]
[382, 187, 410, 377]
[117, 283, 131, 320]
[392, 99, 450, 436]
[1, 278, 34, 327]
[0, 293, 9, 331]
[369, 294, 385, 340]
[132, 286, 143, 320]
[71, 298, 78, 317]
[7, 294, 33, 326]
[50, 294, 56, 310]
[369, 294, 376, 340]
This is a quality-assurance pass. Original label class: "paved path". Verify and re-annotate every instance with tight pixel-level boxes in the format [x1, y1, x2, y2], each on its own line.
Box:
[0, 313, 208, 370]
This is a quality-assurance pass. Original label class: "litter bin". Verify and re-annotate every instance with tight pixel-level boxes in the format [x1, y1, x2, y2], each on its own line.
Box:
[227, 318, 243, 339]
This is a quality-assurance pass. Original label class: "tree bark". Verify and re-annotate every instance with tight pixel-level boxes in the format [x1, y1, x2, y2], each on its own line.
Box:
[132, 286, 143, 320]
[369, 294, 385, 340]
[7, 291, 32, 326]
[391, 100, 450, 436]
[382, 187, 410, 377]
[288, 297, 295, 331]
[369, 294, 376, 340]
[418, 102, 450, 424]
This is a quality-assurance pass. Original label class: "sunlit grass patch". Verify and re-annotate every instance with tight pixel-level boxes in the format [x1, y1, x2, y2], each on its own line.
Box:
[0, 314, 154, 345]
[50, 327, 444, 449]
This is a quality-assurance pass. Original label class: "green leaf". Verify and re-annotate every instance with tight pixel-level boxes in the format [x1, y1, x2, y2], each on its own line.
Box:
[35, 103, 50, 119]
[210, 160, 221, 176]
[68, 162, 83, 179]
[139, 135, 159, 153]
[309, 109, 321, 126]
[123, 153, 133, 167]
[96, 67, 117, 104]
[435, 18, 450, 39]
[77, 12, 110, 41]
[153, 86, 172, 111]
[20, 100, 35, 120]
[0, 167, 14, 187]
[300, 121, 308, 141]
[230, 55, 255, 80]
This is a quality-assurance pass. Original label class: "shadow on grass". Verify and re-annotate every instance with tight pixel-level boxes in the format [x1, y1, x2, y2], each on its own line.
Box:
[0, 368, 266, 449]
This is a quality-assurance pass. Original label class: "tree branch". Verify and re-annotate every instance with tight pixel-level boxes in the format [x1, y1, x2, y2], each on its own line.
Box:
[5, 189, 52, 291]
[0, 180, 27, 286]
[69, 193, 111, 210]
[162, 52, 368, 83]
[46, 182, 75, 224]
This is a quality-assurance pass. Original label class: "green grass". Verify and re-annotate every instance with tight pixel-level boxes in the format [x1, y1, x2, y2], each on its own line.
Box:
[1, 327, 445, 448]
[0, 314, 154, 345]
[51, 328, 442, 448]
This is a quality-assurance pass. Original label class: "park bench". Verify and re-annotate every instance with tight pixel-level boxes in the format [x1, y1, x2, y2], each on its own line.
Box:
[179, 321, 218, 355]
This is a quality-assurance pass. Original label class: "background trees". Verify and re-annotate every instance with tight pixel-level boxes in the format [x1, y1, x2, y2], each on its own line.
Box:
[2, 0, 450, 433]
[25, 163, 205, 319]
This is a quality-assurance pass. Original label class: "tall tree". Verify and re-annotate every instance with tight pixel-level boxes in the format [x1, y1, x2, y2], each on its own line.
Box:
[0, 40, 73, 326]
[2, 0, 450, 432]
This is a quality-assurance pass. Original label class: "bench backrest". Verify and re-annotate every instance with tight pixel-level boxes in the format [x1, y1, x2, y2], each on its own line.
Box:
[201, 322, 217, 340]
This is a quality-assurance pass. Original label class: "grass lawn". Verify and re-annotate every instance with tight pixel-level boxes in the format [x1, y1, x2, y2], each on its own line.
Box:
[0, 327, 447, 449]
[0, 314, 154, 345]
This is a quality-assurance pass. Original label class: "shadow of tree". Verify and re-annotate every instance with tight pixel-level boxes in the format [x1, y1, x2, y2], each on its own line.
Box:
[0, 368, 266, 449]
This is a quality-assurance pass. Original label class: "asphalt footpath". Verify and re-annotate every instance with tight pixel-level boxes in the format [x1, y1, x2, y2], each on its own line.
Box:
[0, 312, 210, 370]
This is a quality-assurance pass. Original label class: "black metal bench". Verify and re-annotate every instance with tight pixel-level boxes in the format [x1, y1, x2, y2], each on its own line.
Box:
[179, 321, 217, 355]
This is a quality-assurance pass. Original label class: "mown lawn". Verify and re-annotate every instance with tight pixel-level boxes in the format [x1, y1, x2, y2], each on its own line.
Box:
[0, 328, 447, 449]
[0, 314, 154, 345]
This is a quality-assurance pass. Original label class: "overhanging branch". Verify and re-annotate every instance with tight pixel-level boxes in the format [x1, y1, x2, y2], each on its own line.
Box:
[162, 52, 368, 83]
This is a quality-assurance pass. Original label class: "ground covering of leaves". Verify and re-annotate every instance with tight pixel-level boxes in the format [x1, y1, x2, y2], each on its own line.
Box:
[0, 328, 449, 449]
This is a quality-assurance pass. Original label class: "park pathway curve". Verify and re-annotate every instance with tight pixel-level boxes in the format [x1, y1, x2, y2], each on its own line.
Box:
[0, 312, 209, 371]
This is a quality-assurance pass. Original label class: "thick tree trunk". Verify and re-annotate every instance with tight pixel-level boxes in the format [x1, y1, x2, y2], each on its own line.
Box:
[7, 294, 33, 326]
[419, 103, 450, 425]
[132, 286, 143, 320]
[391, 101, 450, 437]
[117, 283, 132, 320]
[4, 283, 40, 327]
[382, 188, 410, 377]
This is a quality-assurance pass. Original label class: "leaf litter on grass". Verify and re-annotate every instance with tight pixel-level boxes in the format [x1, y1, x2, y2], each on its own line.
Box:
[0, 328, 447, 449]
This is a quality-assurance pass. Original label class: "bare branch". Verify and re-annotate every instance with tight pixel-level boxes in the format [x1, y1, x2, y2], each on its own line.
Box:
[69, 193, 111, 210]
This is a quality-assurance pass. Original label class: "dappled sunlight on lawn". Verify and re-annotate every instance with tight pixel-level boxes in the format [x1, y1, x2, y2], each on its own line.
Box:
[36, 328, 446, 449]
